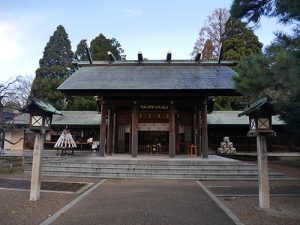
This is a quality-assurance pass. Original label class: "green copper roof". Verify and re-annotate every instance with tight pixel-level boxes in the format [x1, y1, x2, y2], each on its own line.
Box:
[238, 97, 279, 117]
[209, 111, 283, 125]
[12, 111, 283, 126]
[21, 97, 62, 115]
[53, 111, 99, 125]
[12, 111, 99, 126]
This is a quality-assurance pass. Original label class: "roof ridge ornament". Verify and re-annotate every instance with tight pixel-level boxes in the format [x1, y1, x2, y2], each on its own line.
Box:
[107, 51, 116, 63]
[194, 52, 202, 63]
[166, 51, 172, 62]
[218, 43, 223, 64]
[138, 51, 143, 63]
[83, 39, 93, 65]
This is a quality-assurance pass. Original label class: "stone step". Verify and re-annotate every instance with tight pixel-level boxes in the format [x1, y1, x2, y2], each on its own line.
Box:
[39, 168, 282, 177]
[24, 170, 283, 180]
[23, 156, 250, 165]
[23, 155, 286, 180]
[37, 162, 257, 169]
[38, 164, 277, 172]
[22, 160, 270, 167]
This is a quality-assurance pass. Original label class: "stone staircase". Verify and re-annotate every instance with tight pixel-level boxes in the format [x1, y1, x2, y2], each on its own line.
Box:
[23, 154, 286, 180]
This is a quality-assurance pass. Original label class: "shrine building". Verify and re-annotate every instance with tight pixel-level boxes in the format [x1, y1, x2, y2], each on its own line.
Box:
[58, 58, 238, 158]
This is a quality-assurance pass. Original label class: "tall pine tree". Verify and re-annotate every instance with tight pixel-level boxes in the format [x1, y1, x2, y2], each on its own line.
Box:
[74, 39, 89, 61]
[215, 17, 263, 111]
[90, 34, 126, 60]
[222, 17, 262, 60]
[31, 25, 75, 109]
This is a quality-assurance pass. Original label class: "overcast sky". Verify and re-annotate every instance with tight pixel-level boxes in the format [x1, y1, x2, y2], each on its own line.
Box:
[0, 0, 294, 84]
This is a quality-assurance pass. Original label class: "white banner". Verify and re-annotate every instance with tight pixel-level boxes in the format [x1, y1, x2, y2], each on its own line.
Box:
[138, 123, 169, 131]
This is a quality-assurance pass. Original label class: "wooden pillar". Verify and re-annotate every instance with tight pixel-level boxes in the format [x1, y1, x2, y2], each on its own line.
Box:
[131, 104, 138, 157]
[169, 104, 176, 158]
[112, 112, 116, 154]
[193, 113, 197, 145]
[107, 109, 113, 155]
[201, 100, 208, 158]
[257, 135, 270, 209]
[30, 130, 45, 201]
[196, 108, 202, 156]
[99, 103, 107, 157]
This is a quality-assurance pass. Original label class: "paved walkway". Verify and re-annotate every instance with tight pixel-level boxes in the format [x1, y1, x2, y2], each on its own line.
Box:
[48, 179, 237, 225]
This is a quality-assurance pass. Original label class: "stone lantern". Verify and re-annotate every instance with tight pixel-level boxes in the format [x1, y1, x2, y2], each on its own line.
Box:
[21, 97, 62, 201]
[241, 97, 277, 137]
[239, 97, 279, 209]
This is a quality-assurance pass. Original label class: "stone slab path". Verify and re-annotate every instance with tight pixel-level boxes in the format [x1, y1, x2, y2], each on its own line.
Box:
[50, 179, 236, 225]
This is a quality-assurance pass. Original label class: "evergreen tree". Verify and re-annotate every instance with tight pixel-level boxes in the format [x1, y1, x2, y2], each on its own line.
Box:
[90, 34, 126, 60]
[222, 17, 263, 60]
[231, 0, 300, 24]
[31, 25, 75, 109]
[74, 39, 89, 61]
[215, 17, 263, 111]
[65, 96, 97, 111]
[231, 0, 300, 133]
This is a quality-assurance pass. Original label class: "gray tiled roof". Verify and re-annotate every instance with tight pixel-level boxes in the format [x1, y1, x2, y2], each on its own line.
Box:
[58, 65, 237, 91]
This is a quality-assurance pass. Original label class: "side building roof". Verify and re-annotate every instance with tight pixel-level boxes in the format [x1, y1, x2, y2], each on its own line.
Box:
[11, 111, 284, 126]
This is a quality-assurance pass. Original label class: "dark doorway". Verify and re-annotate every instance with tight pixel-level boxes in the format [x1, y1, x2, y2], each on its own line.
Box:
[138, 131, 169, 154]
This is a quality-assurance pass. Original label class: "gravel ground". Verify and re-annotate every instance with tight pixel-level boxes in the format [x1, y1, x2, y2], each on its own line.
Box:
[202, 160, 300, 225]
[220, 197, 300, 225]
[0, 190, 74, 225]
[0, 171, 101, 183]
[0, 172, 101, 225]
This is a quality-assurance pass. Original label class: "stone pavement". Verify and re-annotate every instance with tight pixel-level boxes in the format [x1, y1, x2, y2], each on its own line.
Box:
[49, 179, 237, 225]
